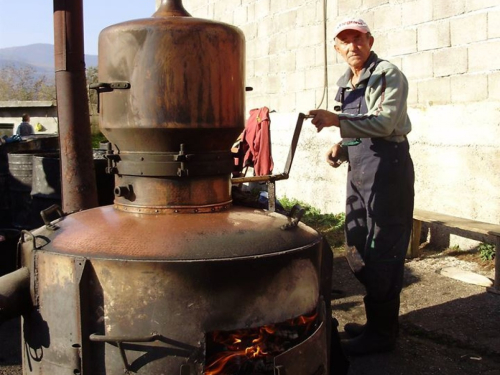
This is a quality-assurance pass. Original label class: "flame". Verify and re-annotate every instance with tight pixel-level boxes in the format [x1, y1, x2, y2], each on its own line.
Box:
[204, 311, 317, 375]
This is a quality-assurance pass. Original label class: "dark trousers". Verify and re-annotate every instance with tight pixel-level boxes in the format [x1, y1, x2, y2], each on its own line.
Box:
[345, 138, 414, 302]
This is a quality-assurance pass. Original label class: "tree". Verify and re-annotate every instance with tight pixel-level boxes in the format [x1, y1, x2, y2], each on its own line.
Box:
[0, 64, 56, 101]
[86, 66, 99, 115]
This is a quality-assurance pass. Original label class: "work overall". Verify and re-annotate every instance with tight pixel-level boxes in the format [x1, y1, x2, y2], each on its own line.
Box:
[336, 74, 415, 353]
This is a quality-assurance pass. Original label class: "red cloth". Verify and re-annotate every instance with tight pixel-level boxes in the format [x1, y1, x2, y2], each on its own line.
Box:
[242, 107, 274, 176]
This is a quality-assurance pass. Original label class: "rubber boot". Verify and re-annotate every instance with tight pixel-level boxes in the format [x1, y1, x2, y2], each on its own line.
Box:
[344, 322, 365, 338]
[344, 320, 399, 338]
[341, 296, 400, 356]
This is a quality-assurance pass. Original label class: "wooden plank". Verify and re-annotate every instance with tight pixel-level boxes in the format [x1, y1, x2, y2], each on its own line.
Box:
[408, 219, 422, 259]
[413, 209, 500, 237]
[493, 236, 500, 292]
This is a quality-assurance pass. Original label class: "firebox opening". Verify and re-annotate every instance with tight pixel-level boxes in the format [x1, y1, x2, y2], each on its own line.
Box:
[204, 308, 320, 375]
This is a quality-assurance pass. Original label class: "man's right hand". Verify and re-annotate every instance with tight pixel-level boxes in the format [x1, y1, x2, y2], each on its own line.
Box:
[326, 143, 345, 168]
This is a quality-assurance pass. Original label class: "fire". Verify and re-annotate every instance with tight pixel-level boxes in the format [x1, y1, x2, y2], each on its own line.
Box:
[205, 311, 318, 375]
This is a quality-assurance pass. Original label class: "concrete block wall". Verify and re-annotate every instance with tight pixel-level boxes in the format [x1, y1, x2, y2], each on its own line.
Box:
[169, 1, 500, 236]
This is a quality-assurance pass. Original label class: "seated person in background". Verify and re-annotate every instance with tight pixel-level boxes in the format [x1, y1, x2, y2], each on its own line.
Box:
[16, 114, 35, 136]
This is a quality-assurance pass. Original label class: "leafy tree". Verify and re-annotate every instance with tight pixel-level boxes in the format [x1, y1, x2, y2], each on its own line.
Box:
[0, 64, 56, 101]
[0, 64, 101, 133]
[86, 66, 99, 115]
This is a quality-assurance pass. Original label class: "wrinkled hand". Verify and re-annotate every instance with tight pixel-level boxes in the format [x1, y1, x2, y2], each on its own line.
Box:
[326, 143, 345, 168]
[308, 109, 340, 133]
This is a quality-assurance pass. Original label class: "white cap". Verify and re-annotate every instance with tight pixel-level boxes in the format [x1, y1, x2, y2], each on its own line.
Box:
[334, 18, 370, 38]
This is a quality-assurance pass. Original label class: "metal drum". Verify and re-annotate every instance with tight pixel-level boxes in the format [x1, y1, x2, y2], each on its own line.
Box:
[8, 153, 34, 229]
[0, 228, 20, 276]
[21, 206, 329, 375]
[1, 1, 334, 375]
[31, 153, 62, 227]
[0, 146, 11, 227]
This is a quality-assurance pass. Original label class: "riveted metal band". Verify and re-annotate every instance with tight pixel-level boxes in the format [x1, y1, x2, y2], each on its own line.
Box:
[106, 151, 234, 177]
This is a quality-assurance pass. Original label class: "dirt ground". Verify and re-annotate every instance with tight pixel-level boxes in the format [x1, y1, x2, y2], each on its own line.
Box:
[332, 244, 500, 375]
[0, 245, 499, 375]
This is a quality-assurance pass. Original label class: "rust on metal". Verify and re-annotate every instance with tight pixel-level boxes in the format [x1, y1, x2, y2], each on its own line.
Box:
[53, 0, 98, 213]
[33, 205, 320, 260]
[96, 0, 245, 210]
[7, 1, 334, 374]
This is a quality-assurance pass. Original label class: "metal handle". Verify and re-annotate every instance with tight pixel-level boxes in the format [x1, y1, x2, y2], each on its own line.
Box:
[89, 333, 161, 343]
[88, 81, 131, 113]
[90, 332, 161, 372]
[40, 204, 64, 230]
[231, 113, 308, 213]
[20, 230, 38, 250]
[88, 82, 131, 91]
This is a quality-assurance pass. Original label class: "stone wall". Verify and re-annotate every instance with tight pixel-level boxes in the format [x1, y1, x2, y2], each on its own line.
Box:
[170, 1, 500, 235]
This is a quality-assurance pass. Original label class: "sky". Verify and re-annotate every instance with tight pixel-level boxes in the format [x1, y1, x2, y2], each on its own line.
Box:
[0, 0, 156, 55]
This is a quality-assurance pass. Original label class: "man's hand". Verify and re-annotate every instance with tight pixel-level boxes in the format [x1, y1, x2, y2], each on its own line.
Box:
[326, 143, 345, 168]
[308, 109, 340, 133]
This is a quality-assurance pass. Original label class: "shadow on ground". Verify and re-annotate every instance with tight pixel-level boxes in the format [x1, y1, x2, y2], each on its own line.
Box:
[331, 254, 500, 375]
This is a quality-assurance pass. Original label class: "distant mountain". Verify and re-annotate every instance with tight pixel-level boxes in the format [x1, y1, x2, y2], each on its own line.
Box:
[0, 44, 98, 82]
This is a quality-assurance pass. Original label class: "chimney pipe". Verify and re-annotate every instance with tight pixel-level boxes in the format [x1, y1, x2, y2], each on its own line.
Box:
[53, 0, 98, 213]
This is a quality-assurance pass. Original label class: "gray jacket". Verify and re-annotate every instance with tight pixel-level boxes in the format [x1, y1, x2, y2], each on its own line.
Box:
[337, 52, 411, 142]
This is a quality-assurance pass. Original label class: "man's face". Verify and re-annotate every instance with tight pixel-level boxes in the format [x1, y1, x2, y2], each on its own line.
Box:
[334, 30, 374, 70]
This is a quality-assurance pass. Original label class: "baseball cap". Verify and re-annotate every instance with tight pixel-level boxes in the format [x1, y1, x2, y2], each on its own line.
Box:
[334, 18, 370, 38]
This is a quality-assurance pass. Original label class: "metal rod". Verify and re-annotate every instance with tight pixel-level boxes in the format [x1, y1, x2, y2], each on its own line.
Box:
[0, 267, 32, 325]
[487, 236, 500, 295]
[53, 0, 99, 213]
[283, 113, 311, 176]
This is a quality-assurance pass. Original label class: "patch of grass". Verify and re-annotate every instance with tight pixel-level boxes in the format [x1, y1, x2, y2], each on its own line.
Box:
[279, 196, 345, 249]
[478, 242, 495, 261]
[91, 132, 108, 149]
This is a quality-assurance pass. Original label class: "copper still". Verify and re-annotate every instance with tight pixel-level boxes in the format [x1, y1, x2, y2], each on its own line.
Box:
[0, 1, 335, 374]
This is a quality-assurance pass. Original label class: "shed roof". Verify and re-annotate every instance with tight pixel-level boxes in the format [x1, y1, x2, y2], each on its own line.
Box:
[0, 101, 56, 108]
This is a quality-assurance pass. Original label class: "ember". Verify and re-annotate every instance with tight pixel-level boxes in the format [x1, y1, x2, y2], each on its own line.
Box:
[205, 311, 318, 375]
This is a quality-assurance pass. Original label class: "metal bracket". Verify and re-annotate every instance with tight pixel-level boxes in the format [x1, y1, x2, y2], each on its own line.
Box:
[280, 204, 305, 230]
[88, 81, 131, 113]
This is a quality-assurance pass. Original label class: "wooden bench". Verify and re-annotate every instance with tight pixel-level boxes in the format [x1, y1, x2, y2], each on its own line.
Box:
[408, 208, 500, 294]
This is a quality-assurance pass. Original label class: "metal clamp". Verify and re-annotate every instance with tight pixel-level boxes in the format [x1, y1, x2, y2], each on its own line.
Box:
[104, 148, 234, 177]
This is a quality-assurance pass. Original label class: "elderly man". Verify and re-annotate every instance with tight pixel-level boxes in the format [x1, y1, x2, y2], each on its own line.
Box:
[309, 18, 415, 356]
